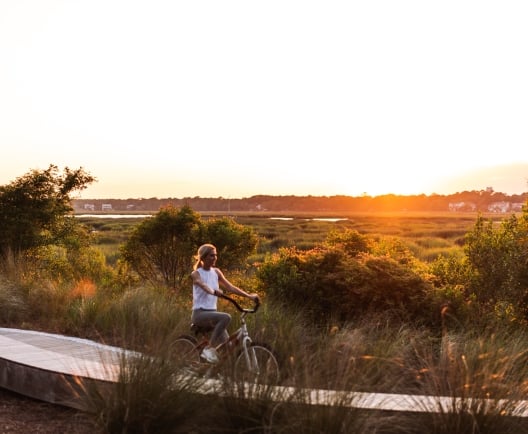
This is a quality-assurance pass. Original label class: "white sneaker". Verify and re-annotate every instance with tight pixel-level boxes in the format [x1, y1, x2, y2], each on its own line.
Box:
[201, 347, 219, 364]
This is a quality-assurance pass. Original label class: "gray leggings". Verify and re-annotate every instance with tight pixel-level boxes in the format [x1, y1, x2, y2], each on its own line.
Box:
[191, 309, 231, 347]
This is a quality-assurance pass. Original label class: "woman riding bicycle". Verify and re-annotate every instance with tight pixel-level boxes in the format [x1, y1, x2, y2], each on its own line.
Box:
[191, 243, 259, 364]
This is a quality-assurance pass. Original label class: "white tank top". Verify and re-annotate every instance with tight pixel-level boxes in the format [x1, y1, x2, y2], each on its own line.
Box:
[192, 268, 219, 310]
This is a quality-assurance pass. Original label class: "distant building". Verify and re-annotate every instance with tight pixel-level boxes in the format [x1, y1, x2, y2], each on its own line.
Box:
[448, 202, 476, 212]
[511, 202, 525, 212]
[101, 204, 113, 211]
[84, 204, 95, 211]
[488, 201, 510, 213]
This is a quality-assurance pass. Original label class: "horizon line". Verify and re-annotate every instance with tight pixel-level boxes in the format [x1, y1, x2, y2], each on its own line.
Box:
[75, 190, 528, 201]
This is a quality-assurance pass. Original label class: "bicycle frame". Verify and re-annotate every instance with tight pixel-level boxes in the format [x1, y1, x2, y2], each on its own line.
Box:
[216, 295, 275, 379]
[217, 311, 253, 364]
[201, 294, 258, 356]
[174, 294, 279, 384]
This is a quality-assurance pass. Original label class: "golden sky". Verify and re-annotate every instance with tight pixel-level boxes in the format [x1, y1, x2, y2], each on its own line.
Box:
[1, 1, 527, 198]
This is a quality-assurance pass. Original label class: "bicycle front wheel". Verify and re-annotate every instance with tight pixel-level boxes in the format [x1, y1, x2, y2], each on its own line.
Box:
[234, 343, 280, 385]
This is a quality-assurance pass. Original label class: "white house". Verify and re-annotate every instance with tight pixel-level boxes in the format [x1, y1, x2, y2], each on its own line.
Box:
[511, 203, 525, 212]
[488, 201, 510, 213]
[448, 202, 476, 212]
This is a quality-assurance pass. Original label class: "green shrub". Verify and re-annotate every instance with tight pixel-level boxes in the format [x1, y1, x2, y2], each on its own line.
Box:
[257, 241, 436, 325]
[464, 212, 528, 323]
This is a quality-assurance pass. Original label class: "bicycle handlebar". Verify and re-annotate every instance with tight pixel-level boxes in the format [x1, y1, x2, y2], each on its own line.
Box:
[216, 292, 260, 313]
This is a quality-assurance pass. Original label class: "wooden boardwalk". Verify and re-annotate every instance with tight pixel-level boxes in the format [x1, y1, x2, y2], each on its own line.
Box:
[1, 327, 527, 416]
[0, 327, 138, 409]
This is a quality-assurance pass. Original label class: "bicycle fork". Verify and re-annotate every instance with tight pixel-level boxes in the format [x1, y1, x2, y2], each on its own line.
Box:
[241, 335, 260, 374]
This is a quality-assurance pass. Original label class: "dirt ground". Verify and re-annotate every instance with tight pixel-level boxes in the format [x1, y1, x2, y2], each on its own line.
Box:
[0, 387, 96, 434]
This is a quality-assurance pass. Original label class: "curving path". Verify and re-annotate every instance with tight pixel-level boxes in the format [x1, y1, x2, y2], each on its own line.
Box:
[0, 327, 138, 409]
[1, 327, 527, 417]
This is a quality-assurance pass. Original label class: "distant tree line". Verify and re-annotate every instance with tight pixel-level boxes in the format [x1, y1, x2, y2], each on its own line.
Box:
[73, 190, 528, 214]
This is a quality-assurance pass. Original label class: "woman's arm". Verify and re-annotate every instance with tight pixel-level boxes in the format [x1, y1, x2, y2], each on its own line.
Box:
[191, 270, 217, 295]
[215, 268, 258, 299]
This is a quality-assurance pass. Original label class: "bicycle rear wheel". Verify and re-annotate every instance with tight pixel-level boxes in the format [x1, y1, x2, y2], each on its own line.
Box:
[234, 343, 280, 385]
[169, 335, 201, 369]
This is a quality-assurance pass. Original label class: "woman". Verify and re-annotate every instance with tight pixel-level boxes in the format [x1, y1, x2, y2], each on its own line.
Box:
[191, 243, 259, 363]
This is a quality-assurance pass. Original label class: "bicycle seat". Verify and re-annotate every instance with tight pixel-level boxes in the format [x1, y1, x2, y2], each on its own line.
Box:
[190, 323, 214, 335]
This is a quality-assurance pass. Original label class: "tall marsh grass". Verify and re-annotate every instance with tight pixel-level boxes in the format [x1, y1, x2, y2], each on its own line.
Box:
[80, 352, 208, 434]
[75, 303, 528, 433]
[0, 276, 28, 323]
[3, 273, 527, 433]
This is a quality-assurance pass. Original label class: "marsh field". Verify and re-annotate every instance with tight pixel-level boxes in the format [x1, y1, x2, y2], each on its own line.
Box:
[3, 209, 528, 433]
[78, 210, 494, 266]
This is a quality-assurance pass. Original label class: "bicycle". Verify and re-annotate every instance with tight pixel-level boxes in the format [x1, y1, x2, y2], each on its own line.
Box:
[170, 294, 280, 385]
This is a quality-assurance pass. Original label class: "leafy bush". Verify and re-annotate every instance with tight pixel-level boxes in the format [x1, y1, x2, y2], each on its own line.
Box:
[465, 208, 528, 322]
[424, 205, 528, 328]
[257, 230, 436, 325]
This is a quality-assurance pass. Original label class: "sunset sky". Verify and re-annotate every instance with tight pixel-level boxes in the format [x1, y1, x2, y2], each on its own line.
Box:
[1, 1, 527, 199]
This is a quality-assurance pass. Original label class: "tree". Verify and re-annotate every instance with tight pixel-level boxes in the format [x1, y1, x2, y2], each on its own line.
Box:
[202, 217, 258, 270]
[121, 205, 258, 291]
[0, 165, 95, 259]
[121, 205, 202, 290]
